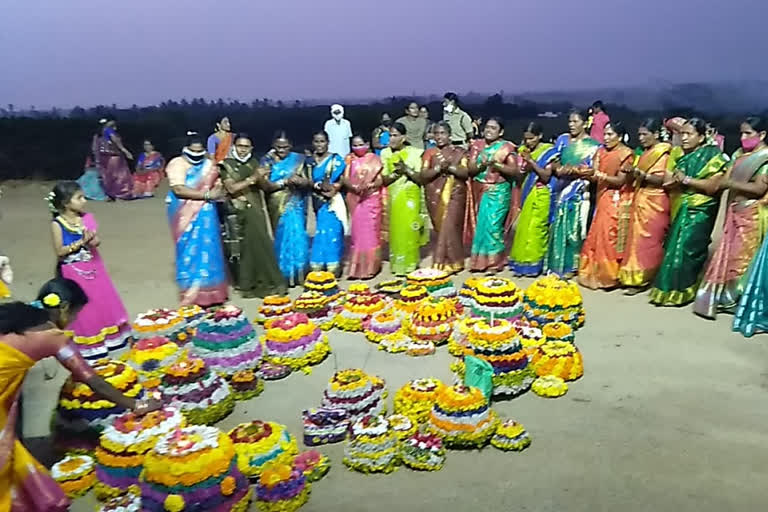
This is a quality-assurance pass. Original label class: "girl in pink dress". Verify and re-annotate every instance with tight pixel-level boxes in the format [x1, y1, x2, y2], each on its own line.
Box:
[0, 277, 160, 512]
[48, 182, 132, 359]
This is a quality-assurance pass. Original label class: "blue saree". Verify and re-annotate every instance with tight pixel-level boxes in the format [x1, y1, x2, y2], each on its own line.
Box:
[166, 159, 228, 306]
[263, 152, 310, 286]
[309, 154, 346, 274]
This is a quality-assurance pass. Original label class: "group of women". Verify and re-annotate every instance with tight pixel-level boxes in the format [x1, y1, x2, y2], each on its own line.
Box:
[165, 111, 768, 337]
[78, 119, 166, 201]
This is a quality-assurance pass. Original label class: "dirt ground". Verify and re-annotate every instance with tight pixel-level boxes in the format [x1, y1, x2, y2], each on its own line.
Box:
[2, 181, 767, 512]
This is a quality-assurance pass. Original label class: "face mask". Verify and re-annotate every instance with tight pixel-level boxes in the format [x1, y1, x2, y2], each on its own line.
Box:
[742, 135, 762, 152]
[234, 151, 252, 163]
[183, 148, 206, 164]
[382, 120, 392, 128]
[352, 145, 369, 157]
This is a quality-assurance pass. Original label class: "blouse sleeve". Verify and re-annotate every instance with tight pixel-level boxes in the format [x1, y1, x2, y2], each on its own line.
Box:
[207, 134, 218, 155]
[55, 342, 96, 382]
[166, 157, 187, 187]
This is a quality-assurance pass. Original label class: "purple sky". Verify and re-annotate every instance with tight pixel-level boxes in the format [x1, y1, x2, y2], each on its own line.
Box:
[1, 0, 766, 109]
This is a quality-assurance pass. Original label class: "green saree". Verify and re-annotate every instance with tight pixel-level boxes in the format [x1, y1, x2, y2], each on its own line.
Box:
[219, 157, 287, 297]
[649, 145, 728, 306]
[381, 146, 428, 275]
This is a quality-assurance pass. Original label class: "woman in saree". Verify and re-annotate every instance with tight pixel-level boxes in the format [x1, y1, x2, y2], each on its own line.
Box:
[578, 122, 635, 289]
[97, 119, 134, 200]
[219, 133, 287, 298]
[166, 133, 229, 306]
[694, 116, 768, 318]
[0, 278, 160, 512]
[380, 122, 428, 275]
[343, 134, 384, 279]
[307, 131, 347, 275]
[261, 131, 310, 286]
[509, 122, 557, 276]
[133, 139, 165, 198]
[421, 121, 469, 273]
[77, 127, 108, 201]
[546, 110, 600, 277]
[372, 113, 392, 155]
[466, 117, 520, 272]
[649, 118, 728, 307]
[207, 116, 233, 163]
[618, 119, 673, 293]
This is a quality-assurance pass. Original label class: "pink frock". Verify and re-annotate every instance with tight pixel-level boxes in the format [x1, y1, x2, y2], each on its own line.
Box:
[55, 213, 132, 358]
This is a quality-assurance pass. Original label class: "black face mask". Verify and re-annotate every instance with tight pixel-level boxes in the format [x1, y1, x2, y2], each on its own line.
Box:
[382, 120, 392, 128]
[183, 149, 206, 164]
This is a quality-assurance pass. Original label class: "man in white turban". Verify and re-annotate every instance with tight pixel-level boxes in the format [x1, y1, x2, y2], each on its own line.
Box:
[324, 104, 352, 156]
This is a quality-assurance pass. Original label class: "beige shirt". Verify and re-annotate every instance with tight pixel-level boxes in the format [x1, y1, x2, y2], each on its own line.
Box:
[443, 108, 473, 145]
[396, 116, 427, 149]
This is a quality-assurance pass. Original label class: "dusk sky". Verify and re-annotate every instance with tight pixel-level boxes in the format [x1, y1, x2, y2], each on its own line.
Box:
[1, 0, 766, 109]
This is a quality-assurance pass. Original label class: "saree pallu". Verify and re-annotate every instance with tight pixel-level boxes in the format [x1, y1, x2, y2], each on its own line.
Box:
[733, 234, 768, 336]
[381, 147, 427, 275]
[423, 146, 468, 273]
[264, 153, 310, 286]
[167, 160, 229, 306]
[578, 146, 634, 289]
[219, 158, 286, 297]
[77, 158, 108, 201]
[649, 146, 728, 306]
[345, 153, 383, 278]
[309, 154, 346, 273]
[56, 214, 132, 357]
[618, 144, 672, 287]
[694, 149, 768, 317]
[509, 143, 557, 275]
[98, 129, 133, 200]
[212, 133, 233, 163]
[468, 140, 517, 272]
[133, 151, 164, 197]
[0, 343, 70, 512]
[546, 135, 600, 276]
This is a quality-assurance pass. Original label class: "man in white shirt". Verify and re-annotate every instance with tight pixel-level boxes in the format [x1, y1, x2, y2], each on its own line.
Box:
[324, 104, 352, 156]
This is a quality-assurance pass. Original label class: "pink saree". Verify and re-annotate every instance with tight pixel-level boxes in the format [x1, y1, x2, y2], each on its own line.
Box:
[344, 153, 383, 279]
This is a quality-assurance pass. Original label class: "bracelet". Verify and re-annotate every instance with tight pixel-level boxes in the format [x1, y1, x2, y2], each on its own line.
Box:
[204, 191, 211, 201]
[682, 176, 691, 186]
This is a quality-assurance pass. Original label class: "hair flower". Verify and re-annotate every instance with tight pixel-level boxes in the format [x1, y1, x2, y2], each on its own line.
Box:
[43, 293, 61, 307]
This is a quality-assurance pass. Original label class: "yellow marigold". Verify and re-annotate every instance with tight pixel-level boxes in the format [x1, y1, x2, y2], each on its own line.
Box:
[259, 463, 292, 488]
[220, 476, 236, 496]
[164, 494, 185, 512]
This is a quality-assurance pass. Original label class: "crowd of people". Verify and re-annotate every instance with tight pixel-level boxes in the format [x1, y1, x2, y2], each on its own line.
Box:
[29, 93, 768, 355]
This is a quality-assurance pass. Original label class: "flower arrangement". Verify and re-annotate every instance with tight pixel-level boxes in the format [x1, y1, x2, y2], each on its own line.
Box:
[531, 375, 568, 398]
[470, 277, 525, 320]
[257, 295, 294, 324]
[408, 298, 457, 346]
[262, 313, 331, 373]
[393, 378, 444, 423]
[530, 341, 584, 381]
[363, 310, 402, 343]
[293, 291, 335, 330]
[378, 330, 412, 354]
[321, 369, 387, 421]
[347, 283, 370, 294]
[122, 337, 180, 379]
[302, 408, 350, 446]
[343, 415, 399, 474]
[229, 370, 264, 401]
[141, 426, 252, 511]
[228, 421, 299, 478]
[447, 317, 480, 357]
[255, 462, 310, 512]
[161, 358, 235, 425]
[97, 488, 141, 512]
[541, 322, 574, 344]
[406, 339, 435, 356]
[400, 432, 445, 471]
[132, 308, 186, 340]
[513, 318, 547, 355]
[406, 268, 457, 298]
[490, 420, 531, 451]
[458, 277, 480, 307]
[375, 278, 406, 295]
[293, 450, 331, 482]
[523, 275, 585, 328]
[335, 293, 388, 332]
[259, 361, 292, 381]
[427, 385, 499, 448]
[393, 285, 430, 317]
[387, 414, 417, 440]
[52, 454, 97, 498]
[94, 410, 185, 499]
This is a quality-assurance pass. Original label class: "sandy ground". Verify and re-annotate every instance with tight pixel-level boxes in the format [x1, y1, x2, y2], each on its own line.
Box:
[2, 181, 768, 512]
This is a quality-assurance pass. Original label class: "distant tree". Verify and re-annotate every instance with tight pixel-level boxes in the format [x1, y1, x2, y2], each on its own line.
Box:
[276, 100, 284, 109]
[294, 100, 302, 109]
